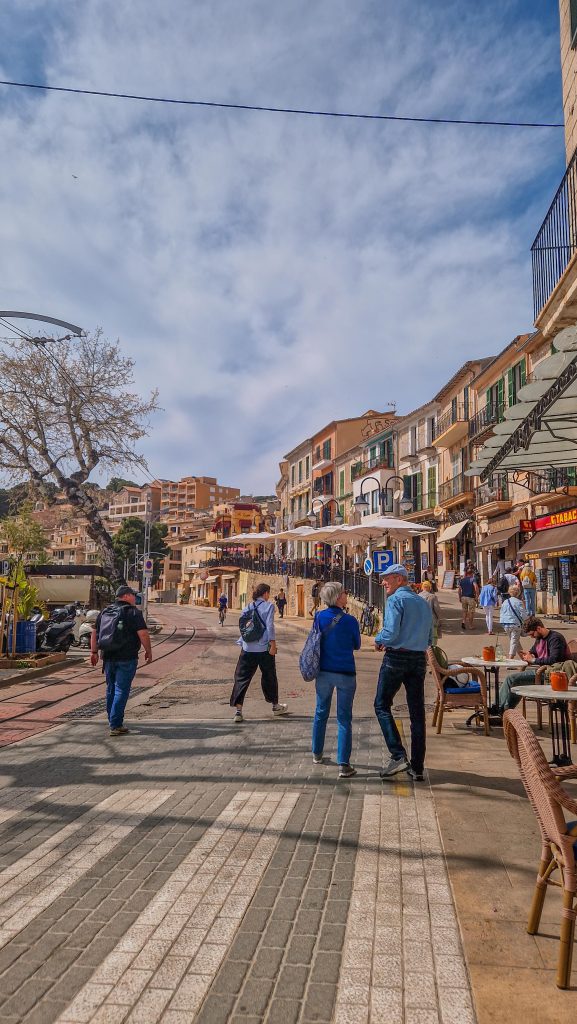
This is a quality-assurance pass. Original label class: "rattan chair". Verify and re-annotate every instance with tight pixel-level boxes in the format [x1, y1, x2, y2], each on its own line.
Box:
[504, 708, 577, 988]
[427, 646, 489, 736]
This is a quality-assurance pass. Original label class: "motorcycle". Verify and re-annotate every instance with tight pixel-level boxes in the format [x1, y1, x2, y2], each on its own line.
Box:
[73, 608, 99, 648]
[32, 605, 78, 654]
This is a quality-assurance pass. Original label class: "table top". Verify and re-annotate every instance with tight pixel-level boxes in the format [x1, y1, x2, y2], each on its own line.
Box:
[461, 657, 526, 670]
[511, 685, 577, 701]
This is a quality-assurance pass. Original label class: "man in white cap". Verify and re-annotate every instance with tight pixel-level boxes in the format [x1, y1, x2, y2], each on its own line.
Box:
[90, 586, 152, 736]
[373, 564, 433, 781]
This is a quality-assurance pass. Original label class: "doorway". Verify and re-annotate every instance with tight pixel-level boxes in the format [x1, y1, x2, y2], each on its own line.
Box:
[297, 584, 305, 617]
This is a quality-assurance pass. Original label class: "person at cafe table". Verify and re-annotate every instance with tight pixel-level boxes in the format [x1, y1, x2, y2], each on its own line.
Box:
[498, 616, 569, 712]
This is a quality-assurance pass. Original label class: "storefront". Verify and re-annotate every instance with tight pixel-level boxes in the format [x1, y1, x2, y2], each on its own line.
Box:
[436, 519, 473, 585]
[475, 524, 520, 584]
[517, 507, 577, 617]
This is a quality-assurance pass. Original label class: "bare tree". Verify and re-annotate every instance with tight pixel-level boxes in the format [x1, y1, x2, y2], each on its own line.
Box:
[0, 331, 159, 580]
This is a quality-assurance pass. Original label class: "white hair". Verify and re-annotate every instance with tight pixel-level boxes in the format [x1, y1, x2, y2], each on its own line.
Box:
[509, 582, 521, 596]
[320, 581, 343, 606]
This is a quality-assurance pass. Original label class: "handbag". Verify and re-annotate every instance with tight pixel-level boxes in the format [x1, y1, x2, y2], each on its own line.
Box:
[299, 612, 344, 682]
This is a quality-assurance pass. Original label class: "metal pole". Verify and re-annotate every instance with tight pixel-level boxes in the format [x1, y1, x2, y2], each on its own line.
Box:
[142, 492, 151, 623]
[367, 543, 372, 605]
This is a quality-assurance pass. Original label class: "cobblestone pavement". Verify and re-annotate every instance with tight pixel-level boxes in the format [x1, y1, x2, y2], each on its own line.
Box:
[0, 674, 474, 1023]
[2, 595, 575, 1024]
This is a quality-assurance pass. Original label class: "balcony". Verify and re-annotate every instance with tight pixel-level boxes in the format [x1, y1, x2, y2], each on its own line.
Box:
[527, 469, 577, 498]
[469, 402, 505, 442]
[434, 406, 469, 449]
[313, 477, 334, 498]
[474, 475, 511, 512]
[351, 453, 395, 481]
[532, 148, 577, 328]
[438, 474, 474, 508]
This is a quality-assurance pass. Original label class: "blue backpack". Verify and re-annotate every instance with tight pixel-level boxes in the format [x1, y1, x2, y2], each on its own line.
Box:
[299, 612, 343, 682]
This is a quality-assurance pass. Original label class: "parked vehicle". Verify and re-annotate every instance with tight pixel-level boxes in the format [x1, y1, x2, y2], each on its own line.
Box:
[32, 606, 77, 654]
[73, 609, 99, 648]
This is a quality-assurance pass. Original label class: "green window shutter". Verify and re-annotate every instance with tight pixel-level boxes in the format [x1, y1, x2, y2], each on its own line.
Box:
[403, 475, 411, 500]
[339, 470, 345, 496]
[427, 466, 436, 507]
[416, 472, 423, 511]
[507, 369, 514, 408]
[486, 387, 491, 414]
[520, 357, 526, 387]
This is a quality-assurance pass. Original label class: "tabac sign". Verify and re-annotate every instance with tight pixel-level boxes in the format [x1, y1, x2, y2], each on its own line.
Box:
[520, 507, 577, 533]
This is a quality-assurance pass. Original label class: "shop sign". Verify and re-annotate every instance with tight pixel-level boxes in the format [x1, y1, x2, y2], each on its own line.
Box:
[522, 507, 577, 533]
[559, 556, 571, 591]
[546, 549, 571, 558]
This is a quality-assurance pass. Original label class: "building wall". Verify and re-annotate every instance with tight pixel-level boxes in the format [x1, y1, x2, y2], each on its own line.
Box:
[560, 0, 577, 160]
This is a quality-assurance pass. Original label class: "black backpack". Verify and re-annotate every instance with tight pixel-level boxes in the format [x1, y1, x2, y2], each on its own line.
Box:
[497, 576, 509, 596]
[239, 602, 266, 643]
[97, 603, 132, 654]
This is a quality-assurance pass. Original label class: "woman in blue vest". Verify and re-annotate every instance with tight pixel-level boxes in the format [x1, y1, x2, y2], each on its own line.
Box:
[311, 581, 361, 779]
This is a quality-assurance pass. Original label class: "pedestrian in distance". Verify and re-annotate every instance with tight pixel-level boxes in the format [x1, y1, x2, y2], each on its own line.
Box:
[478, 577, 499, 634]
[499, 581, 526, 657]
[275, 588, 287, 619]
[519, 560, 538, 617]
[90, 585, 152, 737]
[309, 581, 321, 617]
[458, 569, 479, 630]
[230, 583, 288, 724]
[374, 564, 433, 782]
[311, 581, 361, 779]
[419, 580, 442, 644]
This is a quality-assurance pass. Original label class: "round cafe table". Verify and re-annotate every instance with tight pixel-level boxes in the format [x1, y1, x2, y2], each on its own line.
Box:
[512, 685, 576, 767]
[460, 656, 526, 711]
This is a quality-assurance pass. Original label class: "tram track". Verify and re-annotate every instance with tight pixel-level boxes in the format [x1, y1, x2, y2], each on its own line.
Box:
[0, 628, 211, 728]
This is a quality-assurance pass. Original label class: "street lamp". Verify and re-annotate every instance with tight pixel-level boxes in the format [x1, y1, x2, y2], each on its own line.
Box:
[353, 475, 413, 516]
[307, 496, 344, 526]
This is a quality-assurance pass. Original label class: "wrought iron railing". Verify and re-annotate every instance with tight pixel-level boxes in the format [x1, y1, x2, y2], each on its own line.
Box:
[469, 402, 505, 439]
[531, 147, 577, 318]
[438, 474, 472, 504]
[475, 475, 509, 506]
[351, 453, 395, 481]
[436, 405, 468, 438]
[401, 492, 438, 514]
[527, 468, 577, 495]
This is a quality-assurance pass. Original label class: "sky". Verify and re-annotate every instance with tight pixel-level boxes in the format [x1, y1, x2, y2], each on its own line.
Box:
[0, 0, 567, 494]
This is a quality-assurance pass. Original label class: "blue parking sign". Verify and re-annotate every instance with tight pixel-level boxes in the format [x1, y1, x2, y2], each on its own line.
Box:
[372, 549, 394, 573]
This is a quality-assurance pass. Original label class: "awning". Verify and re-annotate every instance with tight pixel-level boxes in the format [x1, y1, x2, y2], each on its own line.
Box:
[204, 575, 219, 583]
[476, 526, 519, 550]
[220, 573, 238, 580]
[437, 521, 470, 543]
[518, 524, 577, 558]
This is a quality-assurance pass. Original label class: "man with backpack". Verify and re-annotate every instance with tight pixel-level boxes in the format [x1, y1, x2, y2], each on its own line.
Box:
[90, 586, 152, 736]
[230, 583, 288, 724]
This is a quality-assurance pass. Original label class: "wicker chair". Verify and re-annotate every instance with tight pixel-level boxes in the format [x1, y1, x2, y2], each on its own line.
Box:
[504, 708, 577, 988]
[427, 646, 489, 736]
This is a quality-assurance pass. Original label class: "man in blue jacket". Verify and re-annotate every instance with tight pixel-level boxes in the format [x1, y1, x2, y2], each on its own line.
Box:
[374, 565, 433, 781]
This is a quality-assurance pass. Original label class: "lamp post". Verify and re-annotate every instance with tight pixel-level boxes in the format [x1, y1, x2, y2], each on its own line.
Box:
[307, 496, 344, 527]
[353, 475, 413, 518]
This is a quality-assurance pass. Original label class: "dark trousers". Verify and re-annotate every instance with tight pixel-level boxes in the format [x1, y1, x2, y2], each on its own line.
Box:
[374, 650, 427, 774]
[230, 651, 279, 707]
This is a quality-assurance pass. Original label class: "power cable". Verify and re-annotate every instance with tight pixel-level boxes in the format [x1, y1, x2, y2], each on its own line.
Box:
[0, 78, 564, 129]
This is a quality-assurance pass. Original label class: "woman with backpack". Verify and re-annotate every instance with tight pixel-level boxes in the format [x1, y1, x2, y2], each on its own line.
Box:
[499, 582, 526, 657]
[311, 581, 361, 779]
[230, 583, 288, 724]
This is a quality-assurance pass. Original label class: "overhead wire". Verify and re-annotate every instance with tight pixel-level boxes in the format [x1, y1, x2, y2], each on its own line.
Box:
[0, 78, 564, 129]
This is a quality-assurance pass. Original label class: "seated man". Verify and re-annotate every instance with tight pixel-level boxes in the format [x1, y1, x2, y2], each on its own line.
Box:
[498, 616, 568, 711]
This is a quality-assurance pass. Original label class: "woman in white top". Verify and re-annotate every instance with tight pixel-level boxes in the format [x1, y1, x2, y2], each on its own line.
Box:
[230, 583, 288, 724]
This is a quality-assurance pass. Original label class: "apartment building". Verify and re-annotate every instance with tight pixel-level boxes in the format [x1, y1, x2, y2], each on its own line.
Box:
[106, 484, 161, 526]
[209, 501, 264, 539]
[394, 401, 440, 581]
[311, 411, 396, 526]
[156, 476, 240, 521]
[335, 442, 365, 523]
[283, 439, 313, 530]
[432, 359, 493, 578]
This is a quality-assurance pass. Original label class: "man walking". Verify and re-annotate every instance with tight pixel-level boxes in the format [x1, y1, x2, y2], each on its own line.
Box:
[91, 585, 152, 736]
[458, 568, 478, 630]
[374, 564, 433, 782]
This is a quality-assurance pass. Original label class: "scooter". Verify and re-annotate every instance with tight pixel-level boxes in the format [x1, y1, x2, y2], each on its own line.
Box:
[32, 606, 77, 654]
[74, 609, 99, 648]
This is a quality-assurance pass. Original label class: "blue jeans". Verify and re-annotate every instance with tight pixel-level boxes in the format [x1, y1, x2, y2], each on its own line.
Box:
[105, 658, 138, 729]
[499, 668, 537, 711]
[374, 650, 426, 774]
[312, 671, 356, 765]
[523, 587, 537, 616]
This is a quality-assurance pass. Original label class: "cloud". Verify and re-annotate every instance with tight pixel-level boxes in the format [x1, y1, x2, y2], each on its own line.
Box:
[0, 0, 565, 492]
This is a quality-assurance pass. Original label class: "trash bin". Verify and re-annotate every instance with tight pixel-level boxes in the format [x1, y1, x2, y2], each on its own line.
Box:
[7, 620, 37, 654]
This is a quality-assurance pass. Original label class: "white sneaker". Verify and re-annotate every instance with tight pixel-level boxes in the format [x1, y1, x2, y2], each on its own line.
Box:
[233, 710, 243, 724]
[272, 704, 288, 716]
[312, 753, 324, 764]
[380, 757, 409, 778]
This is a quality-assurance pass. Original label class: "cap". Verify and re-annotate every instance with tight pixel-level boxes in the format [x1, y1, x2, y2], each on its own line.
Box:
[380, 563, 408, 578]
[115, 585, 137, 599]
